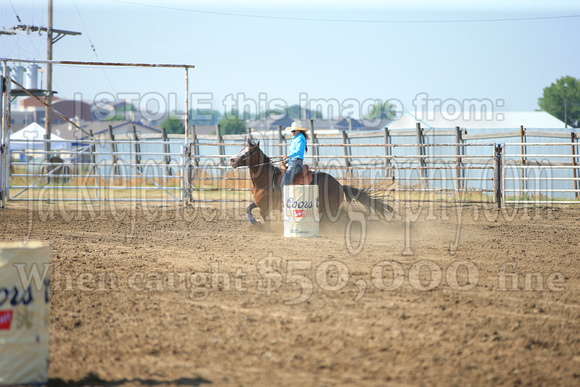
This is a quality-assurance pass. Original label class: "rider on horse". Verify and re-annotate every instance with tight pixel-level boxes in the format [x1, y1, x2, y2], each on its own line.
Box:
[279, 121, 309, 192]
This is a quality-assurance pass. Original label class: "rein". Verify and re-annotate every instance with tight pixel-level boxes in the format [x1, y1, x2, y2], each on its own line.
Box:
[243, 156, 285, 168]
[250, 162, 277, 167]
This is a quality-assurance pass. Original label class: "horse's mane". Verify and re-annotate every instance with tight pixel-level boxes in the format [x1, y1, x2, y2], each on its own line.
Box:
[247, 138, 275, 167]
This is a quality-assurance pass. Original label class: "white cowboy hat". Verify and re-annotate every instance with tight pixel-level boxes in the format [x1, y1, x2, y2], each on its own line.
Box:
[285, 121, 308, 133]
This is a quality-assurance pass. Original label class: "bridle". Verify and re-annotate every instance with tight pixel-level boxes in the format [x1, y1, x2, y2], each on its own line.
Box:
[238, 145, 284, 168]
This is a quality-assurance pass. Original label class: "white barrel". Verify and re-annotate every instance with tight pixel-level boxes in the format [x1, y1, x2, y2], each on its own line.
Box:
[25, 64, 39, 90]
[11, 66, 25, 86]
[0, 241, 50, 386]
[283, 185, 319, 238]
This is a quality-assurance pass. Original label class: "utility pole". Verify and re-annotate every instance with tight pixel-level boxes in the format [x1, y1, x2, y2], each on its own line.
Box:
[1, 1, 80, 160]
[46, 0, 53, 158]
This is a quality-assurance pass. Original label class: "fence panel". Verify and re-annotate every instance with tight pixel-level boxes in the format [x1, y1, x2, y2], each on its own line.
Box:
[8, 134, 184, 203]
[4, 127, 579, 207]
[503, 141, 580, 204]
[192, 129, 498, 206]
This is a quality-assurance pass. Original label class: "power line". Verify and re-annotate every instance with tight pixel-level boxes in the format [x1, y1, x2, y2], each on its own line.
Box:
[110, 0, 580, 24]
[72, 0, 117, 94]
[8, 0, 22, 23]
[72, 0, 99, 57]
[3, 1, 47, 80]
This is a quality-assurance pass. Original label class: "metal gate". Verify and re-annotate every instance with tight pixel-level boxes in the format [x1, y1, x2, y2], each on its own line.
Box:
[1, 58, 195, 207]
[6, 134, 186, 203]
[502, 141, 580, 205]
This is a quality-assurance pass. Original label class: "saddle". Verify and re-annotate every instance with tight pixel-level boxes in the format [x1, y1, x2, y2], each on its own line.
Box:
[275, 163, 314, 189]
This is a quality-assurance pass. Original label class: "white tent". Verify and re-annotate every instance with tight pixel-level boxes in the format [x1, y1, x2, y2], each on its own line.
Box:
[388, 111, 568, 130]
[10, 122, 70, 151]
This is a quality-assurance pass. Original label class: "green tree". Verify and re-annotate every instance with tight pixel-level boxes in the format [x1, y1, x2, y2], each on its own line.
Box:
[257, 104, 322, 120]
[285, 104, 323, 119]
[115, 102, 137, 113]
[364, 101, 397, 120]
[189, 109, 222, 125]
[538, 76, 580, 128]
[219, 110, 247, 135]
[161, 117, 185, 134]
[103, 114, 125, 122]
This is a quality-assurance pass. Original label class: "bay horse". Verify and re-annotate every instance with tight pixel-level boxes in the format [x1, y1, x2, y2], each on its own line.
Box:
[229, 139, 394, 230]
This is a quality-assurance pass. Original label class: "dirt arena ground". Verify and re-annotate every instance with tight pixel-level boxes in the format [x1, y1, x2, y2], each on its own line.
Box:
[1, 201, 579, 386]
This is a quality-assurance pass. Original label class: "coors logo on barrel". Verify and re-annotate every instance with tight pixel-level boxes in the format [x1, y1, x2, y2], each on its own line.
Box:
[285, 197, 319, 210]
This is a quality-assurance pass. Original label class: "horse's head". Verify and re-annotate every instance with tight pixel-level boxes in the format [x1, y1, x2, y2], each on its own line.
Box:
[229, 139, 261, 169]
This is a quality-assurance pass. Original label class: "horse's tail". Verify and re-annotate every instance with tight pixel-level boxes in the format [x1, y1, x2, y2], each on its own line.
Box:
[342, 185, 395, 220]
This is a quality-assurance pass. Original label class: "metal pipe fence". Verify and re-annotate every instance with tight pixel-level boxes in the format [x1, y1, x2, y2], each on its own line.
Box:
[502, 141, 580, 205]
[0, 58, 195, 207]
[1, 126, 579, 207]
[7, 136, 185, 202]
[186, 130, 499, 206]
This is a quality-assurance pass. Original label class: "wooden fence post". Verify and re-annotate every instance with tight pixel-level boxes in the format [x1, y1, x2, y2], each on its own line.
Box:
[455, 126, 463, 191]
[520, 125, 526, 194]
[384, 127, 392, 178]
[132, 125, 141, 173]
[572, 132, 578, 198]
[187, 124, 196, 204]
[494, 144, 503, 208]
[89, 129, 97, 198]
[341, 130, 351, 178]
[309, 119, 318, 169]
[189, 124, 197, 202]
[277, 125, 284, 157]
[191, 124, 198, 168]
[216, 124, 224, 166]
[416, 122, 426, 186]
[161, 127, 171, 179]
[108, 125, 118, 177]
[89, 129, 96, 175]
[215, 124, 224, 198]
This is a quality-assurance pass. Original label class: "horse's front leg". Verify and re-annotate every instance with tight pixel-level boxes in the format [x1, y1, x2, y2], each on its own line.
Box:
[259, 207, 273, 233]
[246, 202, 258, 225]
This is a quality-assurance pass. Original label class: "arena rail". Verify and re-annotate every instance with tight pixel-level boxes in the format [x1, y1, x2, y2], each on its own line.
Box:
[2, 127, 579, 207]
[181, 123, 580, 208]
[2, 61, 578, 208]
[502, 141, 580, 205]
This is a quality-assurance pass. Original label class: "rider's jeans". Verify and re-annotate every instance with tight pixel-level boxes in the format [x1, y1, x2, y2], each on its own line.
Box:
[280, 158, 303, 191]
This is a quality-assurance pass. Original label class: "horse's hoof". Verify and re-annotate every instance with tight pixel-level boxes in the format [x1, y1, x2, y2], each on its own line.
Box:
[247, 214, 258, 225]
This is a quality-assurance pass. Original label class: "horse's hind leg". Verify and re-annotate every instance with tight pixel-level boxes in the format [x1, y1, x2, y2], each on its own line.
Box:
[246, 202, 258, 225]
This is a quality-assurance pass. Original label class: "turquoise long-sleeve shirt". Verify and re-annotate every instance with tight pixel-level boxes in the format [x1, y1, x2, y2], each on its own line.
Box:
[288, 134, 306, 159]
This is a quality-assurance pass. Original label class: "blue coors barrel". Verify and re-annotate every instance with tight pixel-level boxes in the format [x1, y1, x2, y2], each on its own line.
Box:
[283, 185, 320, 237]
[0, 241, 50, 386]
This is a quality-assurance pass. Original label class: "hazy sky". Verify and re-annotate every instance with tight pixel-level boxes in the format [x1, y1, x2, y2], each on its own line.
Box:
[2, 0, 580, 119]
